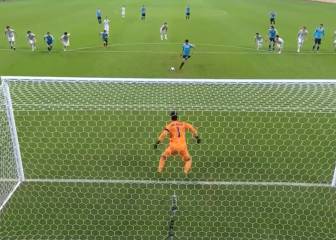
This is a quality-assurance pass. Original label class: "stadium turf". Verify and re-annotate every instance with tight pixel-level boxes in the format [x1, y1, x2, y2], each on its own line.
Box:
[1, 79, 336, 239]
[0, 0, 335, 78]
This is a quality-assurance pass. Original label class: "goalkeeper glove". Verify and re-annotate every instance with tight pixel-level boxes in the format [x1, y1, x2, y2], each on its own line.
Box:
[195, 136, 201, 144]
[154, 140, 160, 149]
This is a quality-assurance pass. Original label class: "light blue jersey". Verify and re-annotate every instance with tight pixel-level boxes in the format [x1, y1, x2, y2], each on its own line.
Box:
[270, 11, 276, 19]
[44, 35, 54, 45]
[141, 6, 146, 14]
[182, 43, 193, 56]
[268, 28, 277, 38]
[186, 6, 190, 14]
[314, 27, 325, 39]
[96, 9, 102, 17]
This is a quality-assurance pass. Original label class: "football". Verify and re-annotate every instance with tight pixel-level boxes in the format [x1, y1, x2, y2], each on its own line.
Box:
[170, 67, 176, 71]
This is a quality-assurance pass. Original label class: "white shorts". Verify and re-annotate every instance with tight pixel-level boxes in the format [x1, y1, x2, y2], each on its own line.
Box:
[160, 30, 167, 35]
[8, 36, 15, 42]
[298, 38, 304, 45]
[62, 40, 70, 47]
[104, 26, 109, 33]
[276, 43, 283, 49]
[28, 39, 35, 45]
[257, 40, 263, 47]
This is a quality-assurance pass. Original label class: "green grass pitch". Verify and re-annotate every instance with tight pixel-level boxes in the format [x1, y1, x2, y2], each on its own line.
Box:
[0, 0, 336, 78]
[1, 80, 336, 239]
[1, 0, 336, 239]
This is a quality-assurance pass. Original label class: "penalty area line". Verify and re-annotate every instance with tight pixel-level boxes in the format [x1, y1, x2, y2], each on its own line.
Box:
[67, 48, 336, 56]
[24, 178, 331, 188]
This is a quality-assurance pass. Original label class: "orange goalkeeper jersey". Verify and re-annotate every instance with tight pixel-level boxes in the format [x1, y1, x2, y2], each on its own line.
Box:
[158, 120, 198, 146]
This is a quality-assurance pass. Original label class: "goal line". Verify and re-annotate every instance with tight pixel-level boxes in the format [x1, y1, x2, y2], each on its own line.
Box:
[13, 178, 330, 188]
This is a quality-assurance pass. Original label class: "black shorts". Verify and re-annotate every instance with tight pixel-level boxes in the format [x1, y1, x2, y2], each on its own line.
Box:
[103, 39, 108, 43]
[182, 55, 191, 60]
[314, 38, 321, 44]
[270, 18, 275, 23]
[142, 13, 146, 17]
[186, 13, 190, 16]
[269, 38, 275, 42]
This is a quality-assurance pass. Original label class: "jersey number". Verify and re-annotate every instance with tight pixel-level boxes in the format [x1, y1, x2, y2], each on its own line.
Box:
[176, 127, 181, 138]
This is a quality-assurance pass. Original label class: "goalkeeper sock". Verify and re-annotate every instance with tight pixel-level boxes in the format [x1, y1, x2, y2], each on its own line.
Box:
[158, 158, 166, 173]
[184, 159, 192, 175]
[179, 62, 185, 70]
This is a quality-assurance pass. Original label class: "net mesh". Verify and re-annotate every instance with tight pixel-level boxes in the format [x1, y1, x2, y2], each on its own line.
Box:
[0, 78, 336, 240]
[0, 81, 19, 212]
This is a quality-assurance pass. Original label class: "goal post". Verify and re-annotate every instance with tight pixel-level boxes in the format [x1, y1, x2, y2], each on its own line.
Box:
[331, 163, 336, 187]
[0, 79, 24, 213]
[1, 76, 336, 239]
[1, 79, 24, 182]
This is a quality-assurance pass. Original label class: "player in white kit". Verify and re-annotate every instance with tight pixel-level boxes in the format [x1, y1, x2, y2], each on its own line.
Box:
[275, 35, 284, 54]
[27, 31, 36, 51]
[297, 26, 308, 53]
[160, 22, 168, 40]
[121, 6, 126, 18]
[60, 32, 71, 51]
[103, 17, 110, 34]
[5, 26, 15, 50]
[255, 33, 263, 50]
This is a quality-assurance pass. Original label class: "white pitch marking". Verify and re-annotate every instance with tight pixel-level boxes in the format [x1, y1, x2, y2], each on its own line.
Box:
[0, 181, 21, 212]
[24, 178, 331, 188]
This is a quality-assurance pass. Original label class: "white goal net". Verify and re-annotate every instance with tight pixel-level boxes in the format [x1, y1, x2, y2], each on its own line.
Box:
[0, 79, 23, 214]
[0, 77, 336, 240]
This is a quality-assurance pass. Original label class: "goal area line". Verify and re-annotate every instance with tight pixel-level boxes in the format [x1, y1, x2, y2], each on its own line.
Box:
[0, 178, 330, 188]
[0, 181, 21, 212]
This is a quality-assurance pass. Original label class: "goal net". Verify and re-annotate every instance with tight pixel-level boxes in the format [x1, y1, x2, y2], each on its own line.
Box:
[0, 77, 336, 240]
[0, 80, 22, 213]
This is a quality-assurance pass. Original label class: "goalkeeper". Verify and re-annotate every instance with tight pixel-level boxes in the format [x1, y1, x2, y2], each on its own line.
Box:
[154, 111, 201, 175]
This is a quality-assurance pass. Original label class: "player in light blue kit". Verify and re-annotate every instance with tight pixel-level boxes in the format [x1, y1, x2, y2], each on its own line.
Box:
[312, 24, 325, 52]
[185, 5, 191, 20]
[179, 39, 194, 70]
[96, 9, 102, 24]
[268, 25, 277, 51]
[141, 5, 146, 20]
[269, 11, 276, 25]
[100, 30, 109, 48]
[44, 32, 54, 53]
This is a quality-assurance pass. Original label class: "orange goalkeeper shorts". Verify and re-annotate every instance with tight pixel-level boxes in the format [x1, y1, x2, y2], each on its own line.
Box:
[162, 144, 191, 161]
